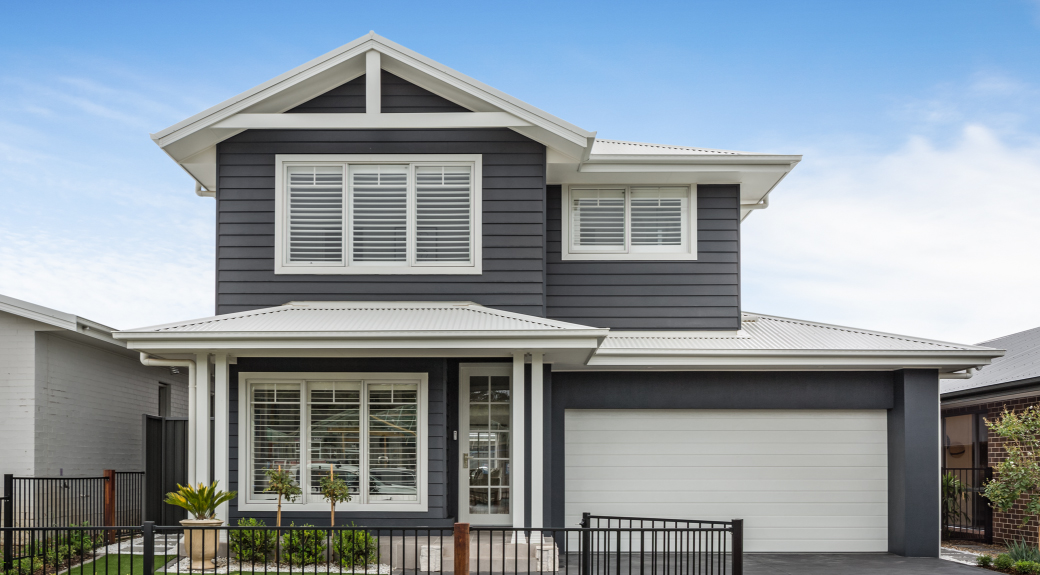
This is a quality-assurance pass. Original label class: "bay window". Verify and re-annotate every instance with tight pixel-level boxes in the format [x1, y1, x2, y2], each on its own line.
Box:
[241, 372, 427, 511]
[274, 154, 482, 274]
[562, 185, 697, 260]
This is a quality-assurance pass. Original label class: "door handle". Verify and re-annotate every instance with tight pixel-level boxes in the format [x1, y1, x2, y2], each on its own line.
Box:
[463, 453, 469, 467]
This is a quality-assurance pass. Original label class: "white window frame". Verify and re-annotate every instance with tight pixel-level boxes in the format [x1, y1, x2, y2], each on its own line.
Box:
[274, 154, 483, 275]
[237, 371, 429, 513]
[561, 185, 698, 260]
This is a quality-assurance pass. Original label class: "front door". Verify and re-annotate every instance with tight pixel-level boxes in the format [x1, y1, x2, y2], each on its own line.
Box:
[459, 364, 512, 525]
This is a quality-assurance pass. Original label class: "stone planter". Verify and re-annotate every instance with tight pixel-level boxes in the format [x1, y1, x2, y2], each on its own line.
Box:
[181, 518, 224, 570]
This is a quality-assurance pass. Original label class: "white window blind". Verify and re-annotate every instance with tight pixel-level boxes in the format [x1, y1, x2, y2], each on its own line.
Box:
[631, 187, 687, 247]
[415, 166, 472, 263]
[368, 383, 419, 502]
[351, 165, 408, 263]
[250, 383, 301, 499]
[308, 382, 362, 497]
[287, 167, 344, 263]
[571, 189, 626, 250]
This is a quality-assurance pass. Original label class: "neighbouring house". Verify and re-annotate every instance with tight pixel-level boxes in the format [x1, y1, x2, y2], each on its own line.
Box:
[941, 326, 1040, 545]
[0, 293, 189, 479]
[111, 32, 1004, 557]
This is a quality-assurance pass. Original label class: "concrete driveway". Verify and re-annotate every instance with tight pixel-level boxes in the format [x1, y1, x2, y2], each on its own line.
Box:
[746, 553, 982, 574]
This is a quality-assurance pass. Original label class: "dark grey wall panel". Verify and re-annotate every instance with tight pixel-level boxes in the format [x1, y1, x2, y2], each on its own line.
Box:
[216, 128, 546, 316]
[548, 370, 898, 529]
[888, 369, 940, 557]
[286, 71, 465, 114]
[545, 184, 741, 330]
[228, 357, 450, 526]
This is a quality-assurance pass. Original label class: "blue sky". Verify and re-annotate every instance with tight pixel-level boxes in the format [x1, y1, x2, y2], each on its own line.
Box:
[1, 1, 1039, 342]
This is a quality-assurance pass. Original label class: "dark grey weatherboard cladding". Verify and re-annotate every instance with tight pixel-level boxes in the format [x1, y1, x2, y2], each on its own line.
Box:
[215, 128, 546, 315]
[546, 184, 741, 330]
[228, 357, 449, 526]
[287, 71, 468, 114]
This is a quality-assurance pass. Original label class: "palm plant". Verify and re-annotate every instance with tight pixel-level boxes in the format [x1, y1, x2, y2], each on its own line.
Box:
[164, 481, 237, 520]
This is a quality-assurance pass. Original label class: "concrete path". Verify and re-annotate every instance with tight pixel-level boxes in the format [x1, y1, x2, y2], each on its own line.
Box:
[746, 553, 983, 574]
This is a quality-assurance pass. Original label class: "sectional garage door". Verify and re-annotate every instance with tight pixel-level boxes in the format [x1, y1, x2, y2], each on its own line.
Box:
[564, 409, 888, 553]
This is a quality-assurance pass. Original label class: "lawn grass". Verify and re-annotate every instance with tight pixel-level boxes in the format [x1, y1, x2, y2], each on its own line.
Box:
[64, 554, 175, 575]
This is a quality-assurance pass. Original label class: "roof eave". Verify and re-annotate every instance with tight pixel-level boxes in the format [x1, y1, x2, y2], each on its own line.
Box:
[587, 348, 1003, 371]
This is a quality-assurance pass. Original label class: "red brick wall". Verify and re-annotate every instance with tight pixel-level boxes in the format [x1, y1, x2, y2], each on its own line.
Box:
[945, 396, 1040, 545]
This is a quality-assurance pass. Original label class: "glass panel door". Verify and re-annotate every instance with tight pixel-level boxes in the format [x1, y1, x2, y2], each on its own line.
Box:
[459, 365, 512, 524]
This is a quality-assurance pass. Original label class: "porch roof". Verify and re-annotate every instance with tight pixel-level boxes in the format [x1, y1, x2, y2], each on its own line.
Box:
[113, 301, 607, 362]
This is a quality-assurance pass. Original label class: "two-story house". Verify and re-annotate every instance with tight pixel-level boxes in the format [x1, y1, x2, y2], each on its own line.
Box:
[113, 33, 1003, 557]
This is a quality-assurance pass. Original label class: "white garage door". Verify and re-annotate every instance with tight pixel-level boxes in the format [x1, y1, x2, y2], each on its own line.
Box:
[565, 409, 888, 553]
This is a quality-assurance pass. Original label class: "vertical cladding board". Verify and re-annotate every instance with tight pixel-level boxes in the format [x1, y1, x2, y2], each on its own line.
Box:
[546, 184, 741, 330]
[217, 73, 545, 316]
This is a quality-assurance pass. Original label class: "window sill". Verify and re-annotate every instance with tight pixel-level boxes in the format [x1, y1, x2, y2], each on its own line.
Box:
[238, 500, 428, 513]
[560, 252, 698, 261]
[274, 264, 482, 275]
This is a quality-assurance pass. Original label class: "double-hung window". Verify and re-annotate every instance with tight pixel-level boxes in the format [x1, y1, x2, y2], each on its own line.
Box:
[241, 372, 428, 512]
[275, 155, 482, 274]
[562, 185, 697, 260]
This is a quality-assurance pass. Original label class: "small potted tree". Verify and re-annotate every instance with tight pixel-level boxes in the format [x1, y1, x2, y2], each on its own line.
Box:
[164, 482, 236, 570]
[319, 467, 352, 527]
[264, 465, 302, 528]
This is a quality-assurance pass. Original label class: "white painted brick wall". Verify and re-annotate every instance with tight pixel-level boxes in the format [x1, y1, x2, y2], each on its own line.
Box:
[0, 312, 41, 478]
[34, 332, 189, 476]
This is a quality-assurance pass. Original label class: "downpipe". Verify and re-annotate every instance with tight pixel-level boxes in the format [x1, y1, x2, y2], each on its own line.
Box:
[140, 353, 198, 481]
[939, 367, 978, 380]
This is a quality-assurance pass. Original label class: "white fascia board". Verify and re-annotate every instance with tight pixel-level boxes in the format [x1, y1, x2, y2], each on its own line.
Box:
[585, 154, 802, 165]
[118, 335, 606, 353]
[0, 294, 78, 331]
[586, 349, 1003, 370]
[578, 163, 794, 174]
[115, 329, 607, 342]
[213, 112, 531, 130]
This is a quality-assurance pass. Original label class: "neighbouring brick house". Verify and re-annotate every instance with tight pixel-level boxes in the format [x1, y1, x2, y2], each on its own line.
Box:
[941, 326, 1040, 545]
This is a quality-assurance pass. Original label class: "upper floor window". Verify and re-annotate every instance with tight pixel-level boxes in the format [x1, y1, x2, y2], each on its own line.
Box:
[561, 186, 697, 260]
[274, 155, 482, 274]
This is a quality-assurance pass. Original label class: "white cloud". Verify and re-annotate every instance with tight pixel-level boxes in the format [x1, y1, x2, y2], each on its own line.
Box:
[0, 227, 214, 330]
[743, 124, 1040, 344]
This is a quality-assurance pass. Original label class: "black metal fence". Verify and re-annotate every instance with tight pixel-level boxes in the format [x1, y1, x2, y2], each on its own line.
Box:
[941, 467, 993, 543]
[2, 516, 742, 575]
[115, 472, 145, 529]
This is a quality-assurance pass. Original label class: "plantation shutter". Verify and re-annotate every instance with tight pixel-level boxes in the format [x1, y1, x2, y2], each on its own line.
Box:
[250, 383, 301, 498]
[415, 166, 472, 263]
[368, 383, 419, 501]
[308, 381, 362, 497]
[630, 187, 687, 248]
[571, 189, 626, 250]
[286, 166, 344, 263]
[351, 165, 408, 262]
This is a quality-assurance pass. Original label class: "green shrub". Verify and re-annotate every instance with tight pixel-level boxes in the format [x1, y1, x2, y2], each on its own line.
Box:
[4, 557, 40, 575]
[1013, 560, 1040, 574]
[977, 554, 994, 568]
[998, 554, 1016, 571]
[229, 517, 277, 563]
[280, 523, 327, 566]
[333, 527, 378, 569]
[1009, 540, 1040, 563]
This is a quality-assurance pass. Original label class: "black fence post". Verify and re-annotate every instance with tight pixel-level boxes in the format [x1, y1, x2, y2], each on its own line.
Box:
[3, 474, 12, 572]
[580, 512, 591, 575]
[143, 521, 155, 575]
[731, 519, 743, 575]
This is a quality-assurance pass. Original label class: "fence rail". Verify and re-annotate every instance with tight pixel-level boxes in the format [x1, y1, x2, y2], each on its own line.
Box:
[941, 467, 993, 544]
[2, 516, 742, 575]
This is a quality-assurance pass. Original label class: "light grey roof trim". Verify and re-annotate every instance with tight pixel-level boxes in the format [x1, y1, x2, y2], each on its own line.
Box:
[0, 293, 123, 346]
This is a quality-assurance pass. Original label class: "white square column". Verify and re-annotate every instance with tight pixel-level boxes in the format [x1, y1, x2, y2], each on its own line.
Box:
[194, 353, 211, 486]
[512, 351, 526, 529]
[213, 354, 230, 520]
[530, 352, 544, 529]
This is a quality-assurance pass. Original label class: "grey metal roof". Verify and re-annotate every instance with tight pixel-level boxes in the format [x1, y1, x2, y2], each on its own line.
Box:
[941, 326, 1040, 394]
[120, 301, 597, 334]
[590, 139, 759, 156]
[600, 313, 993, 352]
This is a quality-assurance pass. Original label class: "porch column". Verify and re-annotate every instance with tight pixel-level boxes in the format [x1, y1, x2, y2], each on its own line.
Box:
[213, 354, 230, 521]
[512, 351, 526, 529]
[194, 353, 212, 486]
[530, 353, 544, 529]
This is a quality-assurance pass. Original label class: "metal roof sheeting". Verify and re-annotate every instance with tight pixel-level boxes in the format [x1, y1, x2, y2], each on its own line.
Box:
[941, 326, 1040, 394]
[600, 313, 992, 352]
[590, 140, 757, 156]
[121, 301, 597, 333]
